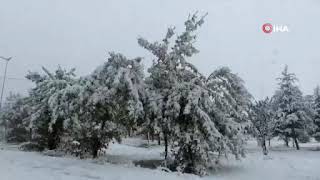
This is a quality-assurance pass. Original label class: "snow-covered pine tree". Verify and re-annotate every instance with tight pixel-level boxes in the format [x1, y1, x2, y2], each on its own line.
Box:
[251, 98, 274, 155]
[313, 86, 320, 141]
[206, 67, 252, 158]
[90, 52, 145, 137]
[48, 79, 98, 157]
[49, 53, 145, 158]
[0, 93, 31, 143]
[298, 94, 316, 143]
[26, 66, 76, 150]
[138, 22, 179, 162]
[139, 13, 249, 175]
[273, 65, 311, 150]
[139, 13, 216, 175]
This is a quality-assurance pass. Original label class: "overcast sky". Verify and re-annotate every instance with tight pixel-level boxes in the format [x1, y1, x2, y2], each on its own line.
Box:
[0, 0, 320, 100]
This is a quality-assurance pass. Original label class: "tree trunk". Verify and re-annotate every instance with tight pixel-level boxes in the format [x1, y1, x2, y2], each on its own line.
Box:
[29, 128, 32, 141]
[284, 136, 289, 147]
[151, 133, 154, 142]
[294, 137, 300, 150]
[92, 149, 98, 158]
[47, 119, 63, 150]
[158, 133, 161, 145]
[164, 132, 168, 160]
[48, 132, 58, 150]
[291, 128, 300, 150]
[268, 139, 271, 147]
[147, 132, 150, 145]
[292, 140, 295, 148]
[92, 137, 100, 158]
[261, 138, 268, 155]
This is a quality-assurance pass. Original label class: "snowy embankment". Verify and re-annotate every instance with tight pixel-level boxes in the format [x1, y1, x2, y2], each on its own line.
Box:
[1, 139, 320, 180]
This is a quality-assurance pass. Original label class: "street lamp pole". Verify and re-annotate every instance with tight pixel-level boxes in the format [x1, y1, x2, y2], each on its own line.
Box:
[0, 56, 11, 110]
[0, 56, 12, 141]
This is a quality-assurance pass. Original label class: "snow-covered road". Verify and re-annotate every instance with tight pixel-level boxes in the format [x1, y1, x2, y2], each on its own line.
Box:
[1, 140, 320, 180]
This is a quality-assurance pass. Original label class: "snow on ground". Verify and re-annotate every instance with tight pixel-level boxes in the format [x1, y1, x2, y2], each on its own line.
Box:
[206, 140, 320, 180]
[1, 139, 320, 180]
[0, 141, 197, 180]
[105, 138, 164, 161]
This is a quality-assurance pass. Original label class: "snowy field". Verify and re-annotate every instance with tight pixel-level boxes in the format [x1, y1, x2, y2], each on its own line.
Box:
[1, 139, 320, 180]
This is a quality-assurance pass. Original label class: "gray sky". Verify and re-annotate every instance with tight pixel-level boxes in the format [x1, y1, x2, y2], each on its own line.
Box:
[0, 0, 320, 100]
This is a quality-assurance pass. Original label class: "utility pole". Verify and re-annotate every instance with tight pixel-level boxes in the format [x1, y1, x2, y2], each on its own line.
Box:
[0, 56, 12, 141]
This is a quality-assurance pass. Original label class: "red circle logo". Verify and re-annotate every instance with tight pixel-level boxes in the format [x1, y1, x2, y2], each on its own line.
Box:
[262, 23, 273, 34]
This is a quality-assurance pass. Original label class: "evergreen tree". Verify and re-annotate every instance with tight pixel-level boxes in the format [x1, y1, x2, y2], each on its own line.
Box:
[26, 66, 76, 150]
[49, 53, 145, 157]
[273, 65, 311, 150]
[139, 13, 250, 175]
[206, 67, 252, 122]
[206, 67, 252, 158]
[299, 94, 316, 143]
[313, 86, 320, 141]
[140, 13, 214, 175]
